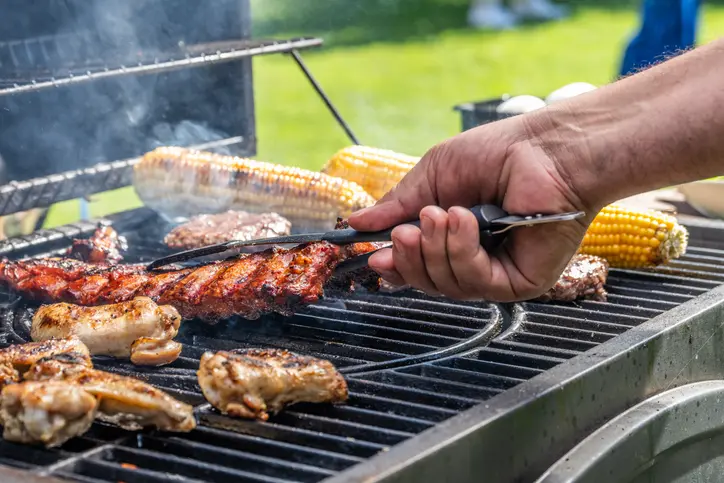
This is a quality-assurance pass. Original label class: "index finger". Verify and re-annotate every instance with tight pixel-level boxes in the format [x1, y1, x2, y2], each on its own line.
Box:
[347, 158, 436, 232]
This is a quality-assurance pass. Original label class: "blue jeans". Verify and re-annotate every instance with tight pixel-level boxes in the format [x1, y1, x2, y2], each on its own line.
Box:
[619, 0, 701, 77]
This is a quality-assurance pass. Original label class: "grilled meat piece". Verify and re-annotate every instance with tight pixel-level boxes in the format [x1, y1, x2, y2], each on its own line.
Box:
[24, 353, 196, 432]
[130, 337, 182, 366]
[0, 337, 92, 376]
[31, 297, 182, 366]
[0, 242, 346, 322]
[67, 223, 127, 264]
[164, 210, 292, 251]
[0, 381, 98, 448]
[197, 349, 348, 421]
[535, 254, 609, 303]
[327, 217, 384, 293]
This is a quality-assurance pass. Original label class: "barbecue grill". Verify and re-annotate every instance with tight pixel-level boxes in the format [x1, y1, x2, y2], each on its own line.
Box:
[0, 169, 723, 483]
[2, 3, 724, 483]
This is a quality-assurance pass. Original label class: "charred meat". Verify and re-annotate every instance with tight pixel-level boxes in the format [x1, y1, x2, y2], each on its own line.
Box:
[0, 242, 347, 322]
[67, 223, 127, 264]
[0, 337, 91, 376]
[535, 254, 610, 303]
[164, 210, 292, 251]
[0, 381, 98, 448]
[24, 353, 196, 432]
[327, 217, 385, 293]
[197, 349, 348, 421]
[31, 297, 182, 366]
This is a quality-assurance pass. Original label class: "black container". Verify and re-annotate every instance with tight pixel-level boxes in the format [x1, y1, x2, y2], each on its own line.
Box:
[453, 95, 514, 131]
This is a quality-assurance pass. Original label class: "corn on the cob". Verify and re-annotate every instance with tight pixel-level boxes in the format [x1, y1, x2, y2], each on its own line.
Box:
[133, 147, 377, 232]
[577, 204, 689, 268]
[321, 145, 419, 200]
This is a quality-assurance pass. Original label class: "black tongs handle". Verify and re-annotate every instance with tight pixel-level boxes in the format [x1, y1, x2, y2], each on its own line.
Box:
[327, 204, 509, 249]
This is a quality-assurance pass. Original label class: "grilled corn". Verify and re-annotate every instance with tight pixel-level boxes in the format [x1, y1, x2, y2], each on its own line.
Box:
[321, 145, 419, 199]
[578, 204, 689, 268]
[133, 147, 377, 232]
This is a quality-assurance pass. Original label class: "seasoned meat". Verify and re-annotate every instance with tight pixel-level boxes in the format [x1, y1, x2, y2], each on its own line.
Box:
[327, 217, 384, 293]
[130, 337, 182, 366]
[164, 210, 292, 251]
[0, 381, 98, 448]
[31, 297, 182, 366]
[67, 223, 127, 264]
[197, 349, 348, 421]
[24, 354, 196, 432]
[0, 242, 347, 322]
[535, 254, 610, 303]
[0, 337, 92, 376]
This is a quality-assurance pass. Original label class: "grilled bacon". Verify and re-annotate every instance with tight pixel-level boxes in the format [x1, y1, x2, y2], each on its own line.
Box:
[0, 242, 347, 323]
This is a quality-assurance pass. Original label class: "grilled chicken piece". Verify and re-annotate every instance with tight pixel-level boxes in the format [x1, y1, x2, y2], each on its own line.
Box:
[0, 381, 98, 448]
[31, 297, 182, 366]
[0, 337, 92, 376]
[67, 222, 127, 264]
[535, 254, 610, 303]
[197, 349, 348, 421]
[164, 210, 292, 251]
[130, 337, 182, 366]
[25, 354, 196, 432]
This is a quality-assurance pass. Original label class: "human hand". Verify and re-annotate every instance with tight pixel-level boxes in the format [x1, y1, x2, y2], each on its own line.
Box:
[347, 116, 595, 302]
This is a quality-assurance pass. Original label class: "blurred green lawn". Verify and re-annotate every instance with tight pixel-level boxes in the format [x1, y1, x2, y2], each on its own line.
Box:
[43, 0, 724, 228]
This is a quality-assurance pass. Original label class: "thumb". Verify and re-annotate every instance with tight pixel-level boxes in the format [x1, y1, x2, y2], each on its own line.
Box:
[348, 159, 437, 231]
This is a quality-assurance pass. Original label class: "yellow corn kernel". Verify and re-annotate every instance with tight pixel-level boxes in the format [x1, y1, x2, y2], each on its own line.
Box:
[577, 203, 688, 268]
[321, 145, 420, 200]
[133, 147, 377, 232]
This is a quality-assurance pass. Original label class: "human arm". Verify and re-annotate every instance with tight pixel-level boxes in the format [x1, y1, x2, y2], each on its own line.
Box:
[348, 38, 724, 302]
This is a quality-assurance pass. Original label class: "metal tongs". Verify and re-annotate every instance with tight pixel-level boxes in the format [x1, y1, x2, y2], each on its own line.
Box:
[146, 205, 585, 272]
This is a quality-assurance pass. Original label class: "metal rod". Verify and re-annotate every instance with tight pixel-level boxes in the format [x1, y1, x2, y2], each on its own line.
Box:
[0, 38, 323, 97]
[289, 49, 360, 145]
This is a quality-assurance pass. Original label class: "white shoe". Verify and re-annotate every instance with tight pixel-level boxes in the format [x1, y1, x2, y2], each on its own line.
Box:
[511, 0, 569, 21]
[467, 2, 518, 30]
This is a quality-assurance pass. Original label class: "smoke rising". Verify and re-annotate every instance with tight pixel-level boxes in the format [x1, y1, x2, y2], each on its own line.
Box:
[0, 0, 252, 184]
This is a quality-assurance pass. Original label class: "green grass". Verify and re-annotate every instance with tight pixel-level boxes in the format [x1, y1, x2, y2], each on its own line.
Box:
[43, 0, 724, 228]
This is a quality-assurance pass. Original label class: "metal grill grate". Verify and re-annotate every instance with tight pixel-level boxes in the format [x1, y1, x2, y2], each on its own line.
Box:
[0, 38, 322, 96]
[0, 214, 721, 482]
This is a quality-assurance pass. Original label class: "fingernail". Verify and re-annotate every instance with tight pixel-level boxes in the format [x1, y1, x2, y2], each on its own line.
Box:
[420, 215, 433, 238]
[448, 210, 459, 234]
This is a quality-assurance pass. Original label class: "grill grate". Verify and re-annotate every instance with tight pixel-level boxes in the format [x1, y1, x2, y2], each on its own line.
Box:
[0, 213, 721, 482]
[0, 38, 322, 96]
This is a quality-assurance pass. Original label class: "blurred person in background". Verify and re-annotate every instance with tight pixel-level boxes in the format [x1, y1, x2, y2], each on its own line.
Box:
[467, 0, 569, 30]
[619, 0, 701, 76]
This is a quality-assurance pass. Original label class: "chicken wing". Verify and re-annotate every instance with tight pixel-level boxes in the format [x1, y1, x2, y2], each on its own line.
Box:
[0, 337, 91, 376]
[24, 354, 195, 432]
[31, 297, 182, 366]
[0, 381, 98, 448]
[197, 349, 348, 421]
[130, 337, 182, 366]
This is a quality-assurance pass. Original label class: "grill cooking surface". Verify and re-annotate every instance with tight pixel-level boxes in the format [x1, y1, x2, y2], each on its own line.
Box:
[0, 37, 322, 96]
[0, 209, 721, 483]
